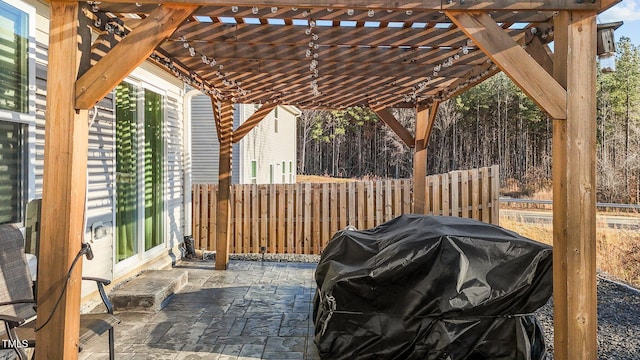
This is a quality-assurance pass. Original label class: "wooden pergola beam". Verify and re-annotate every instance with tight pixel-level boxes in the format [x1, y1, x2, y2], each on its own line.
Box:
[211, 96, 223, 143]
[416, 102, 439, 148]
[95, 0, 605, 11]
[35, 2, 87, 359]
[526, 35, 554, 76]
[214, 101, 234, 270]
[75, 4, 196, 109]
[370, 107, 415, 148]
[446, 11, 567, 119]
[233, 103, 278, 143]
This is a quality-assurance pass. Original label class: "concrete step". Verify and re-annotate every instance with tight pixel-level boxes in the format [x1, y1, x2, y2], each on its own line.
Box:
[110, 269, 188, 312]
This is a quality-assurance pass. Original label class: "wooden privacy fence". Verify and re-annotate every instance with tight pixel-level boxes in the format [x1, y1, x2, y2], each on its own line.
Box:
[192, 165, 499, 254]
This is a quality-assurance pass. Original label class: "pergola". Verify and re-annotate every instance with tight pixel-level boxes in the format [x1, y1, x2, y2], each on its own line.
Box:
[38, 1, 619, 359]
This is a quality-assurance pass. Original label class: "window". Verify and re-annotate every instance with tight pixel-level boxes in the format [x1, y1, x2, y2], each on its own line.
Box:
[289, 161, 294, 183]
[269, 164, 274, 184]
[250, 159, 257, 184]
[281, 161, 285, 183]
[274, 106, 278, 133]
[0, 0, 30, 114]
[0, 0, 34, 225]
[0, 120, 23, 224]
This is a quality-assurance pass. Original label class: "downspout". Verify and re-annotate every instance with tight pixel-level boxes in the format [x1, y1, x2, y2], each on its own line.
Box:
[182, 89, 201, 236]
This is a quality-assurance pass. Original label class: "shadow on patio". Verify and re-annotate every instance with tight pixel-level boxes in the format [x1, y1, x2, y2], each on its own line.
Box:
[79, 261, 321, 360]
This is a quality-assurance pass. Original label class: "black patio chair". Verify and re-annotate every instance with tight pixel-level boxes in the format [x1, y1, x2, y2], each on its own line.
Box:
[0, 224, 120, 360]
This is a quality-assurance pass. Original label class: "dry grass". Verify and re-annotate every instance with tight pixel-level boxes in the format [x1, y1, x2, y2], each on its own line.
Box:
[296, 175, 357, 183]
[501, 218, 640, 289]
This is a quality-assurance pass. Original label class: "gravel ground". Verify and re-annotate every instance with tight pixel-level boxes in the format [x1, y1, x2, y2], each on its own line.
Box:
[219, 254, 640, 359]
[535, 275, 640, 360]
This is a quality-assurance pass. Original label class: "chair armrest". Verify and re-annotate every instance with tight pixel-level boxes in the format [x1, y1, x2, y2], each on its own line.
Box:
[82, 277, 114, 314]
[0, 299, 35, 307]
[0, 313, 28, 327]
[82, 277, 111, 286]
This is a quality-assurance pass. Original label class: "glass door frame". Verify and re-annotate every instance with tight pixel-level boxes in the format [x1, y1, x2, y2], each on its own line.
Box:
[113, 77, 168, 275]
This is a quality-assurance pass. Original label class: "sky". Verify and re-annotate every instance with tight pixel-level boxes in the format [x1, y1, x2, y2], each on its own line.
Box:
[600, 0, 640, 46]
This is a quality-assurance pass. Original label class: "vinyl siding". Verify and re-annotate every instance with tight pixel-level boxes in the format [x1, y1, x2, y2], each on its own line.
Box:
[191, 95, 242, 184]
[191, 101, 297, 185]
[239, 105, 298, 184]
[190, 94, 220, 183]
[165, 94, 184, 249]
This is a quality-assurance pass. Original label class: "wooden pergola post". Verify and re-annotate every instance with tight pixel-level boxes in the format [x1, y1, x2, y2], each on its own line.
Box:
[35, 2, 87, 359]
[552, 11, 598, 360]
[213, 100, 234, 270]
[413, 104, 438, 214]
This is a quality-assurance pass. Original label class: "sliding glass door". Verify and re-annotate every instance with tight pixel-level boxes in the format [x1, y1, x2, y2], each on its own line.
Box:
[115, 82, 164, 264]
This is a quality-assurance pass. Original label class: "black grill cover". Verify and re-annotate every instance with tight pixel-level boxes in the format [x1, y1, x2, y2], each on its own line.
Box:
[313, 214, 552, 360]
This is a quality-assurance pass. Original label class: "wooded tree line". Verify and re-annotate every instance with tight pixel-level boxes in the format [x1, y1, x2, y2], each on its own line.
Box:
[297, 37, 640, 203]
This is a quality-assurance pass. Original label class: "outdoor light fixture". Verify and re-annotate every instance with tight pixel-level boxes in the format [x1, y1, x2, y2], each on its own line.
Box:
[597, 21, 623, 73]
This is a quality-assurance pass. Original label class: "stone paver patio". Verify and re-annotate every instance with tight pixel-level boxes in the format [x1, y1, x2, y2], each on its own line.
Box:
[80, 260, 321, 360]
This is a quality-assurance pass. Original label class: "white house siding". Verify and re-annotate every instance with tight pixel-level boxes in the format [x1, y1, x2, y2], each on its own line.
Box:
[240, 105, 299, 185]
[24, 0, 186, 295]
[165, 94, 185, 250]
[190, 97, 298, 185]
[190, 94, 220, 183]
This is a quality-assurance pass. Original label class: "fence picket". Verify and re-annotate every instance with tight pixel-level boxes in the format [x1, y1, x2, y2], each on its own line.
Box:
[481, 167, 490, 223]
[348, 182, 356, 226]
[490, 165, 500, 224]
[471, 168, 480, 219]
[402, 179, 411, 214]
[393, 181, 402, 218]
[339, 182, 347, 229]
[286, 185, 294, 253]
[366, 181, 375, 229]
[432, 175, 441, 216]
[313, 183, 321, 254]
[259, 185, 268, 252]
[303, 183, 312, 254]
[269, 185, 277, 253]
[375, 180, 383, 223]
[357, 182, 366, 229]
[322, 183, 330, 251]
[232, 186, 246, 253]
[461, 171, 469, 218]
[192, 185, 200, 248]
[330, 183, 338, 238]
[209, 185, 217, 251]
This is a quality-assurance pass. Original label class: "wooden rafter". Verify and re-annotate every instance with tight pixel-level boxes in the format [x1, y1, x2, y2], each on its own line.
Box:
[370, 107, 415, 148]
[75, 4, 197, 109]
[446, 11, 567, 119]
[233, 103, 277, 143]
